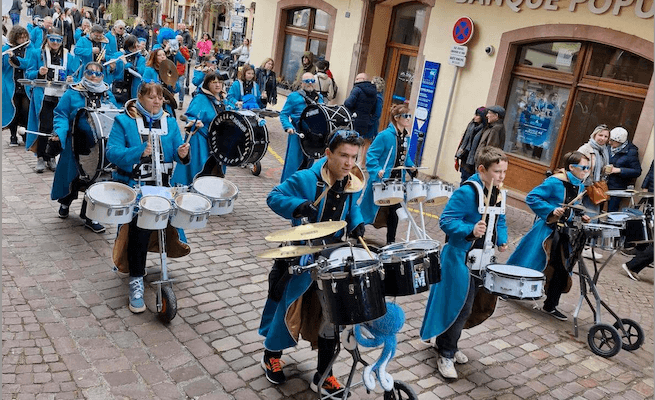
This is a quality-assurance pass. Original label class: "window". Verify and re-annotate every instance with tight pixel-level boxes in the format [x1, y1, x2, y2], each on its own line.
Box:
[280, 7, 330, 86]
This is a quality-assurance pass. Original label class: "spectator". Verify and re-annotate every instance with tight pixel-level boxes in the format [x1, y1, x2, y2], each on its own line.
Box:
[622, 243, 653, 281]
[370, 76, 384, 135]
[606, 127, 642, 212]
[131, 18, 149, 50]
[196, 33, 212, 62]
[455, 107, 488, 184]
[293, 51, 316, 89]
[314, 60, 336, 102]
[9, 0, 22, 26]
[255, 57, 277, 106]
[175, 34, 191, 109]
[642, 161, 654, 193]
[230, 37, 250, 66]
[476, 105, 506, 159]
[34, 0, 53, 18]
[344, 73, 378, 141]
[577, 124, 611, 214]
[54, 9, 73, 50]
[177, 23, 193, 50]
[83, 9, 95, 24]
[71, 5, 82, 28]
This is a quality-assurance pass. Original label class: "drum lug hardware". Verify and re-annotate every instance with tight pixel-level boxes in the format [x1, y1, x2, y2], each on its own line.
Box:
[365, 276, 370, 288]
[317, 279, 323, 291]
[468, 255, 476, 264]
[491, 255, 497, 263]
[331, 281, 337, 294]
[348, 284, 354, 294]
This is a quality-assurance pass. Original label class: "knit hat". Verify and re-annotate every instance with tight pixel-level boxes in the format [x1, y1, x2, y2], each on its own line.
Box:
[610, 127, 628, 143]
[486, 105, 505, 119]
[475, 107, 486, 117]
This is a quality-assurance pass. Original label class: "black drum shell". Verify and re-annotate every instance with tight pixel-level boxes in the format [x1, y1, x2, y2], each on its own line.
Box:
[381, 252, 430, 297]
[424, 249, 442, 285]
[208, 110, 269, 166]
[298, 105, 353, 159]
[317, 262, 386, 326]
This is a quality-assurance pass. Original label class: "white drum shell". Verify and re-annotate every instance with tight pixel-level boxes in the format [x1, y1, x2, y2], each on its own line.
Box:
[425, 181, 454, 203]
[137, 196, 171, 230]
[170, 193, 212, 230]
[373, 181, 404, 206]
[483, 264, 545, 300]
[84, 182, 137, 224]
[192, 176, 239, 215]
[405, 181, 427, 203]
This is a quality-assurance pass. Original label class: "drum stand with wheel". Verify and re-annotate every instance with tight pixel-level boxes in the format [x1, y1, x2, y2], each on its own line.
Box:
[571, 221, 645, 357]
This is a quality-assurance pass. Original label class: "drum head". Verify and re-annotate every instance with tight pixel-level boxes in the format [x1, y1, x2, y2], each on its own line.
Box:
[140, 195, 171, 211]
[193, 176, 238, 200]
[486, 264, 544, 279]
[299, 105, 354, 159]
[329, 247, 375, 262]
[87, 182, 137, 206]
[175, 193, 211, 212]
[208, 111, 267, 166]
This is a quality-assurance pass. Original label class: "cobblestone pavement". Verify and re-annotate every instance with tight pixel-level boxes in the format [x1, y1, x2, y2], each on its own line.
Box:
[2, 110, 653, 400]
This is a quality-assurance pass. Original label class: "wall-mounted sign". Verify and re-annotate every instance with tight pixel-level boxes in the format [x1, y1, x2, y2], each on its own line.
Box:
[448, 45, 468, 67]
[452, 16, 474, 44]
[455, 0, 653, 19]
[409, 61, 441, 164]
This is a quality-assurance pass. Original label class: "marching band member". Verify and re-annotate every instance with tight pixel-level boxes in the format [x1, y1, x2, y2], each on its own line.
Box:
[171, 72, 230, 186]
[73, 18, 91, 43]
[25, 26, 79, 173]
[143, 48, 179, 115]
[226, 63, 264, 110]
[507, 151, 591, 321]
[3, 25, 32, 147]
[106, 81, 191, 313]
[111, 35, 145, 107]
[105, 20, 127, 54]
[191, 55, 217, 96]
[359, 103, 417, 245]
[279, 72, 324, 183]
[29, 16, 52, 51]
[260, 130, 365, 397]
[50, 62, 119, 233]
[421, 146, 509, 380]
[74, 24, 123, 85]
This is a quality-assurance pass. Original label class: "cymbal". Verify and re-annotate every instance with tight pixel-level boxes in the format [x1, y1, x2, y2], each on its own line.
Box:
[265, 221, 347, 242]
[392, 166, 429, 170]
[257, 245, 327, 259]
[159, 59, 179, 86]
[162, 87, 178, 110]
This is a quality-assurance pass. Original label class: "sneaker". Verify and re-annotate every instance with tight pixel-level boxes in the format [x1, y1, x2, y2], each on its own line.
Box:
[46, 158, 57, 171]
[84, 219, 106, 233]
[58, 205, 69, 219]
[128, 276, 146, 313]
[454, 350, 468, 364]
[581, 248, 603, 260]
[310, 373, 350, 398]
[543, 307, 568, 321]
[261, 352, 285, 385]
[35, 157, 45, 173]
[622, 264, 640, 281]
[437, 355, 458, 379]
[9, 136, 18, 146]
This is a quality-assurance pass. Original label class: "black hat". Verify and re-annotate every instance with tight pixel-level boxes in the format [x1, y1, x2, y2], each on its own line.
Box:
[486, 105, 505, 119]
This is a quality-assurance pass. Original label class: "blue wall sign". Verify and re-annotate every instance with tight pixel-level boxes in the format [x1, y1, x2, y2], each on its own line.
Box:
[409, 61, 440, 165]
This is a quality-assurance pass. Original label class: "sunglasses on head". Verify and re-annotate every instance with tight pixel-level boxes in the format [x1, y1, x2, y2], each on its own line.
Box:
[328, 130, 360, 146]
[302, 78, 316, 84]
[47, 35, 63, 43]
[84, 70, 104, 77]
[142, 78, 159, 84]
[571, 164, 590, 171]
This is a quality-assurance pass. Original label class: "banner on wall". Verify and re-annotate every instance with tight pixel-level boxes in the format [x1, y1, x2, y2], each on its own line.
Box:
[409, 60, 440, 165]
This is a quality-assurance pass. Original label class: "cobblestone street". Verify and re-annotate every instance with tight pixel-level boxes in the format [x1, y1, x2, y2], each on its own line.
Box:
[2, 116, 654, 400]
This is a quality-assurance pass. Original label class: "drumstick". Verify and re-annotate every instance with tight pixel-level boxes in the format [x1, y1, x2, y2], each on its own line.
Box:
[566, 190, 587, 206]
[313, 182, 332, 207]
[481, 178, 494, 221]
[589, 212, 612, 221]
[184, 112, 203, 144]
[358, 236, 375, 260]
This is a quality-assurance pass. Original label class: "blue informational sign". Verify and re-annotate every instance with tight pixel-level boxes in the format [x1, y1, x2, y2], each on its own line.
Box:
[409, 61, 440, 165]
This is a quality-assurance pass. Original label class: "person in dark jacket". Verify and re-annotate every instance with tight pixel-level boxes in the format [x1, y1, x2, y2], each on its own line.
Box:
[455, 106, 487, 184]
[344, 73, 378, 139]
[256, 57, 277, 106]
[606, 127, 642, 212]
[475, 105, 506, 160]
[34, 0, 53, 18]
[642, 162, 653, 193]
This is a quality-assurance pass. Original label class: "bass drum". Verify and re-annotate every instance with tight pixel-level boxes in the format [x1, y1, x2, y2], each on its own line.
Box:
[298, 104, 353, 159]
[72, 107, 121, 187]
[208, 110, 269, 167]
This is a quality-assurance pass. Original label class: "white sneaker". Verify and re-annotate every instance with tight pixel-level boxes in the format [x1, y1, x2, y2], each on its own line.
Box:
[437, 355, 457, 379]
[454, 350, 468, 364]
[582, 248, 603, 260]
[35, 157, 45, 173]
[622, 264, 639, 281]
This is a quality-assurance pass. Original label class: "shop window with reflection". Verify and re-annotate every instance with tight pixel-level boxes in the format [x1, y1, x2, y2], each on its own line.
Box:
[279, 7, 330, 89]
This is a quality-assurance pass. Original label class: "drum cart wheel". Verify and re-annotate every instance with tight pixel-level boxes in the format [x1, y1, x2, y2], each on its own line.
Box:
[384, 381, 417, 400]
[613, 318, 644, 351]
[251, 161, 262, 176]
[587, 323, 621, 358]
[157, 284, 177, 323]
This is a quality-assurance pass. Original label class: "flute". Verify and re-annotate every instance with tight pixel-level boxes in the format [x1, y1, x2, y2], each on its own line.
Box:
[2, 40, 30, 55]
[102, 50, 141, 66]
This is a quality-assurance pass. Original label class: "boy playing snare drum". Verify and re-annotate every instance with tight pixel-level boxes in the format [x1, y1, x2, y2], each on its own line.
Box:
[420, 146, 509, 380]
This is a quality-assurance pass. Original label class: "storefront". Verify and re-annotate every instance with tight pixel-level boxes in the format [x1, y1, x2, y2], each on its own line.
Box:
[250, 0, 654, 195]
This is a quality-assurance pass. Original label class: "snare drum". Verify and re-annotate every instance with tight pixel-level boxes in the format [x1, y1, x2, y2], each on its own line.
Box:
[317, 259, 386, 326]
[583, 223, 623, 250]
[482, 264, 545, 300]
[405, 180, 428, 204]
[137, 196, 172, 230]
[373, 180, 404, 206]
[424, 181, 454, 204]
[298, 104, 353, 159]
[380, 249, 430, 296]
[84, 182, 137, 224]
[208, 110, 269, 167]
[191, 176, 239, 215]
[602, 212, 649, 244]
[170, 193, 212, 230]
[329, 246, 376, 262]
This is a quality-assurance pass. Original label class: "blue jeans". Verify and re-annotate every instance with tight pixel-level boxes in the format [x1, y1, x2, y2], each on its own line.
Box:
[435, 275, 480, 358]
[177, 75, 186, 103]
[10, 13, 20, 25]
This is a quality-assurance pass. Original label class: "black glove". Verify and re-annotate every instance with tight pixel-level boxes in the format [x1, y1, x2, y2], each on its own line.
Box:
[408, 168, 418, 179]
[293, 201, 318, 220]
[45, 137, 63, 158]
[349, 223, 365, 239]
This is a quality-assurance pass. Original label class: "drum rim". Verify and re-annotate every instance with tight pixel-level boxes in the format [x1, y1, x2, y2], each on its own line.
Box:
[379, 249, 424, 262]
[139, 195, 172, 212]
[87, 182, 137, 205]
[193, 176, 239, 200]
[485, 264, 545, 279]
[318, 259, 382, 278]
[174, 192, 212, 213]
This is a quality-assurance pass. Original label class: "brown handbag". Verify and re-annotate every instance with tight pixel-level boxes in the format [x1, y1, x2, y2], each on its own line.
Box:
[586, 180, 609, 205]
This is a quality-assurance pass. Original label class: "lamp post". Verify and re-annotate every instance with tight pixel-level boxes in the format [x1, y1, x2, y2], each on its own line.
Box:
[173, 0, 179, 28]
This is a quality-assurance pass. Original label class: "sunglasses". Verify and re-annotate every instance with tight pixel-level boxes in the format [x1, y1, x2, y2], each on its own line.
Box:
[398, 113, 412, 119]
[302, 78, 316, 84]
[47, 35, 63, 43]
[209, 60, 218, 64]
[571, 164, 590, 171]
[84, 70, 104, 77]
[328, 130, 360, 146]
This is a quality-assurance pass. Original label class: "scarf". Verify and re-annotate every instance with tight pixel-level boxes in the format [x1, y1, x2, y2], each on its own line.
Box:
[200, 87, 225, 111]
[587, 138, 609, 183]
[566, 171, 583, 187]
[135, 100, 164, 128]
[610, 141, 628, 157]
[81, 77, 108, 93]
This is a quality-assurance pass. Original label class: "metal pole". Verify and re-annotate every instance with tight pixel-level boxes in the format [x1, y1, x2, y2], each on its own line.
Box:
[431, 66, 460, 178]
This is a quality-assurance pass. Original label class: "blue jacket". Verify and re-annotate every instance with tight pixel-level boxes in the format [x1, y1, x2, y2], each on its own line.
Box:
[74, 36, 124, 84]
[359, 123, 415, 225]
[25, 48, 80, 150]
[226, 80, 263, 109]
[29, 26, 45, 51]
[2, 44, 32, 128]
[259, 158, 365, 351]
[73, 28, 86, 43]
[170, 92, 227, 186]
[420, 174, 507, 340]
[116, 52, 145, 104]
[507, 173, 584, 272]
[279, 90, 324, 183]
[106, 102, 187, 187]
[607, 142, 641, 190]
[51, 86, 118, 200]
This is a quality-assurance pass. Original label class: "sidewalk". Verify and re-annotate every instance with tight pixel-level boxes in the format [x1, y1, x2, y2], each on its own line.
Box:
[2, 117, 653, 399]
